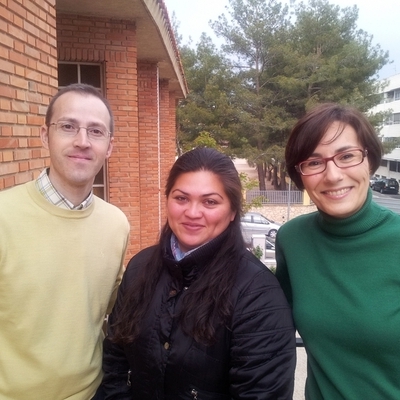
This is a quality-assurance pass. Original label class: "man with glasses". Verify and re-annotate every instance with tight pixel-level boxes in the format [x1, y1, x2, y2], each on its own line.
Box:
[0, 84, 130, 399]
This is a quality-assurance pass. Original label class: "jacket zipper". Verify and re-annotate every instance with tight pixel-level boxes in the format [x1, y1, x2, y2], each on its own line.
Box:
[127, 369, 131, 386]
[191, 388, 198, 399]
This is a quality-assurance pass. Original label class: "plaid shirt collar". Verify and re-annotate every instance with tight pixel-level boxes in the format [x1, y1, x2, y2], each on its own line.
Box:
[35, 168, 93, 210]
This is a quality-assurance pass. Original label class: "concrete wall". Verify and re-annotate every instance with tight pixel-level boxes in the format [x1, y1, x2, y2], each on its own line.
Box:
[249, 204, 317, 225]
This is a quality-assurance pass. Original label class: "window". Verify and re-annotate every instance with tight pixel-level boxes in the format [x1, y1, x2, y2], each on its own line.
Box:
[241, 214, 252, 223]
[385, 91, 394, 103]
[252, 214, 270, 225]
[395, 89, 400, 101]
[383, 137, 398, 143]
[57, 63, 109, 201]
[58, 64, 102, 88]
[389, 161, 397, 172]
[385, 113, 400, 125]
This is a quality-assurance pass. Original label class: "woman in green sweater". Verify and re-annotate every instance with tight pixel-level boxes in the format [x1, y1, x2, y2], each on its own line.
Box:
[276, 103, 400, 399]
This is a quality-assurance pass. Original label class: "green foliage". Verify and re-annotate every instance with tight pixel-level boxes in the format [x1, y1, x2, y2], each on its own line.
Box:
[193, 131, 219, 149]
[177, 35, 241, 152]
[382, 138, 400, 155]
[239, 172, 258, 191]
[285, 0, 388, 112]
[174, 0, 389, 189]
[269, 266, 276, 274]
[252, 245, 263, 260]
[239, 172, 264, 212]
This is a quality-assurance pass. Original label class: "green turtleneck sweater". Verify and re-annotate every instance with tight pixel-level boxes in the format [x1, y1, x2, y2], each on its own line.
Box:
[276, 189, 400, 400]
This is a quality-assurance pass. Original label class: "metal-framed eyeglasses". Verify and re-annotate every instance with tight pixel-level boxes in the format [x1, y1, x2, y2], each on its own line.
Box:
[295, 149, 368, 176]
[49, 121, 111, 141]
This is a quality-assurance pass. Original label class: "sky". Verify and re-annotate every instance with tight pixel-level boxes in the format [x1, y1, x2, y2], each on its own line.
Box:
[164, 0, 399, 80]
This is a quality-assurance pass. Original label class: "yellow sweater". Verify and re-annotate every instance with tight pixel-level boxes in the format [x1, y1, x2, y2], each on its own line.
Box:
[0, 181, 130, 400]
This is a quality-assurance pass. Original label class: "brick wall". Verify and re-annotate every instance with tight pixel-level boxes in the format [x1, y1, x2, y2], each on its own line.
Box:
[0, 9, 179, 260]
[0, 0, 57, 190]
[57, 15, 177, 258]
[159, 79, 177, 223]
[57, 15, 140, 258]
[137, 61, 162, 247]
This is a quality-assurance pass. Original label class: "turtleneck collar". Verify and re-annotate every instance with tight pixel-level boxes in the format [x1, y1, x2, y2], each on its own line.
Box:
[317, 188, 384, 237]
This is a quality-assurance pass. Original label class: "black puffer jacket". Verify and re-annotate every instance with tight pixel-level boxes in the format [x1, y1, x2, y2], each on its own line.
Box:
[98, 233, 296, 399]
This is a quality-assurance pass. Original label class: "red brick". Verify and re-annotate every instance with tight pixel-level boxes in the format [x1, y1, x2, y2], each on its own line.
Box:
[19, 161, 30, 171]
[3, 175, 16, 189]
[2, 151, 14, 162]
[0, 162, 19, 175]
[14, 171, 32, 185]
[14, 149, 31, 160]
[1, 9, 182, 260]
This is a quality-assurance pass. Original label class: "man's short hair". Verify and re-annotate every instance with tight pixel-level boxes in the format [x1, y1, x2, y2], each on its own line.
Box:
[45, 84, 115, 136]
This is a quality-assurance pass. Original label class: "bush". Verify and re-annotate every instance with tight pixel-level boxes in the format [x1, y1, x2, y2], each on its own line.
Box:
[252, 245, 263, 260]
[269, 266, 276, 274]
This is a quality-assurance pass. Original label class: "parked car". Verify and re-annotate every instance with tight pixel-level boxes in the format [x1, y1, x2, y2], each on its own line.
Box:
[241, 211, 281, 243]
[371, 178, 399, 194]
[369, 176, 378, 187]
[264, 238, 276, 259]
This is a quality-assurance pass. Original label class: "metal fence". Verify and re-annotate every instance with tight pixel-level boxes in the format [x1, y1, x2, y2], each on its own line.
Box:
[246, 189, 304, 204]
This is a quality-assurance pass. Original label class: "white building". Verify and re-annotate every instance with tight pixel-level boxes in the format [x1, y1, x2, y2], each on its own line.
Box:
[372, 73, 400, 181]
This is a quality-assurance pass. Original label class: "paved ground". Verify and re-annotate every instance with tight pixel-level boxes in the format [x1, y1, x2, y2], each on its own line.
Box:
[294, 343, 306, 400]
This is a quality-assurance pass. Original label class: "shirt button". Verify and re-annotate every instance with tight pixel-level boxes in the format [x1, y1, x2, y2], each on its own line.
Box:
[164, 342, 170, 350]
[169, 289, 177, 297]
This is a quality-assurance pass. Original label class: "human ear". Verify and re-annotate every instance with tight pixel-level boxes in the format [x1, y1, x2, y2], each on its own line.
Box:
[40, 125, 49, 149]
[105, 136, 114, 159]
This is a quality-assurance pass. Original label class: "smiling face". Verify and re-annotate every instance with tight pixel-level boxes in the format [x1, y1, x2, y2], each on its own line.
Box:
[300, 122, 370, 218]
[40, 91, 113, 201]
[166, 170, 236, 253]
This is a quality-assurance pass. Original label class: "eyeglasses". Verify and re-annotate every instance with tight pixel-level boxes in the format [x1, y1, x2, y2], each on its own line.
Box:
[295, 149, 368, 176]
[49, 121, 111, 141]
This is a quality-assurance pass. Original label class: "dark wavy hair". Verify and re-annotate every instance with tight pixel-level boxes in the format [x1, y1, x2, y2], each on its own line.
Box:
[286, 103, 383, 190]
[111, 147, 245, 345]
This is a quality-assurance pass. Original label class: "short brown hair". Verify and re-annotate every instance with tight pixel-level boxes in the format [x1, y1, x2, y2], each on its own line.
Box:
[45, 83, 114, 136]
[285, 103, 383, 190]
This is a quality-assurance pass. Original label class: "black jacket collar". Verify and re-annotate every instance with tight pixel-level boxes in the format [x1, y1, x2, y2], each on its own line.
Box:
[162, 228, 230, 287]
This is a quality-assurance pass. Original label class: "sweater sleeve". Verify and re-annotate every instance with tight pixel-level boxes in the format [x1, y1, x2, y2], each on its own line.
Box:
[106, 230, 130, 315]
[229, 257, 296, 399]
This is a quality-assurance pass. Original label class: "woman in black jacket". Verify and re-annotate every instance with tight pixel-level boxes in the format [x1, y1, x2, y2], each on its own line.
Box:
[97, 147, 296, 399]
